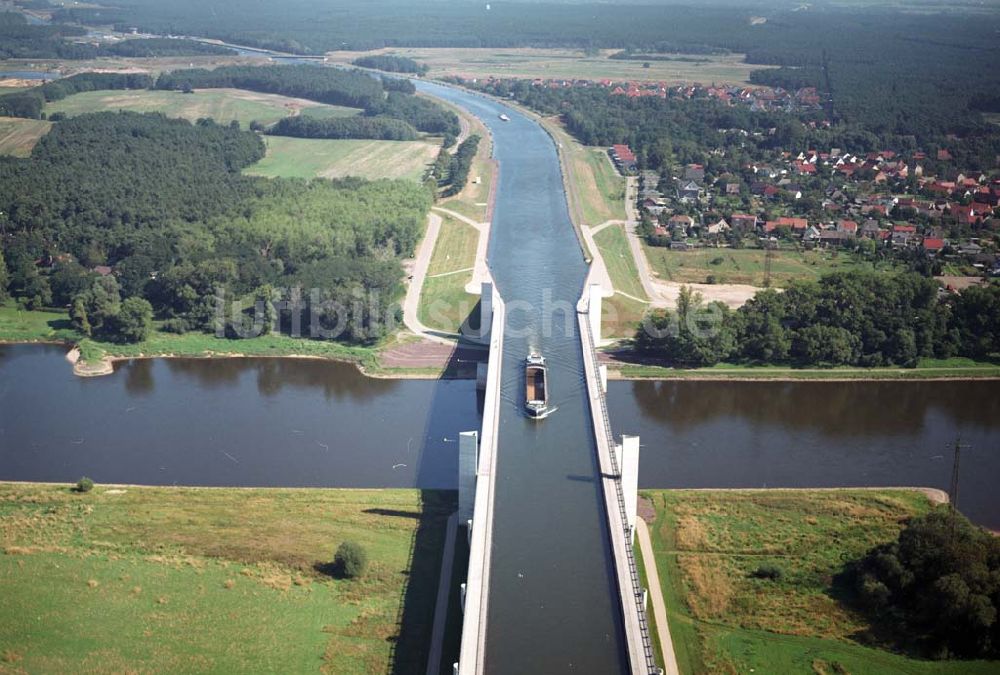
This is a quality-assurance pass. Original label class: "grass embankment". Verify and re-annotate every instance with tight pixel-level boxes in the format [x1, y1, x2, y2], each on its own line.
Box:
[546, 119, 625, 227]
[611, 356, 1000, 380]
[0, 301, 379, 370]
[592, 224, 649, 339]
[0, 483, 455, 674]
[643, 246, 893, 288]
[45, 88, 360, 127]
[439, 99, 495, 223]
[246, 136, 440, 182]
[643, 489, 999, 674]
[327, 48, 767, 84]
[418, 214, 481, 334]
[0, 116, 52, 157]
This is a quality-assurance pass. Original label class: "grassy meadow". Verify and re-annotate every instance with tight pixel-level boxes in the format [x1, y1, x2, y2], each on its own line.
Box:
[642, 245, 890, 288]
[246, 136, 439, 182]
[328, 48, 767, 84]
[44, 89, 360, 127]
[418, 214, 481, 334]
[642, 489, 999, 674]
[0, 483, 455, 674]
[0, 117, 52, 157]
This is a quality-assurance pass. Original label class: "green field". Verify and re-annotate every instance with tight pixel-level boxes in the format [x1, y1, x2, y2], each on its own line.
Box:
[328, 48, 769, 85]
[45, 88, 360, 127]
[246, 136, 439, 182]
[642, 489, 999, 674]
[419, 214, 480, 334]
[643, 245, 887, 287]
[0, 483, 454, 674]
[0, 116, 52, 157]
[546, 118, 625, 227]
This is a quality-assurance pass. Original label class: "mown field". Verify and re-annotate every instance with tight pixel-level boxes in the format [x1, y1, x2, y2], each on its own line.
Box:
[329, 48, 767, 84]
[246, 136, 439, 182]
[45, 88, 360, 127]
[418, 214, 480, 334]
[0, 483, 454, 674]
[592, 224, 649, 339]
[642, 489, 999, 674]
[0, 116, 51, 157]
[643, 245, 888, 287]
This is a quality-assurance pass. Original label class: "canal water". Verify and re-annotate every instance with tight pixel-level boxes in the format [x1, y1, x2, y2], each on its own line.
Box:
[413, 82, 631, 673]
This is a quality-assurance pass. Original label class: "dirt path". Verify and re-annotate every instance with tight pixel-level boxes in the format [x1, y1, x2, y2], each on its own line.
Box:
[402, 211, 462, 344]
[432, 206, 492, 294]
[636, 518, 681, 675]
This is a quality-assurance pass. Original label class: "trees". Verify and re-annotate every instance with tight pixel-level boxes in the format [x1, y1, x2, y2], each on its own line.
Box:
[72, 277, 121, 338]
[845, 509, 1000, 659]
[113, 297, 154, 343]
[0, 246, 8, 301]
[635, 285, 738, 368]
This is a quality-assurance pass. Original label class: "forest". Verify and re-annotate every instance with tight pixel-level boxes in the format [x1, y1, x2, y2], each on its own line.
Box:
[0, 11, 233, 59]
[43, 1, 1000, 150]
[352, 55, 428, 75]
[267, 115, 418, 141]
[635, 274, 1000, 369]
[0, 112, 432, 343]
[470, 78, 1000, 173]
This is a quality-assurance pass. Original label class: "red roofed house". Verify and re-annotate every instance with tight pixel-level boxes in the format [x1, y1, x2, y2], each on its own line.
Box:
[922, 237, 945, 255]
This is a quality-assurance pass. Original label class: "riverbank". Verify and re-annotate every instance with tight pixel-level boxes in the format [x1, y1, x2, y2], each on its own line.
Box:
[0, 481, 454, 674]
[0, 302, 483, 380]
[640, 488, 999, 674]
[604, 354, 1000, 381]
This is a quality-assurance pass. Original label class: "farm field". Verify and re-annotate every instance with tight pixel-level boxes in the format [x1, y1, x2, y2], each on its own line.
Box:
[44, 88, 360, 127]
[328, 48, 769, 84]
[642, 245, 888, 287]
[246, 136, 439, 181]
[0, 482, 453, 674]
[419, 214, 480, 334]
[0, 117, 51, 157]
[642, 489, 999, 674]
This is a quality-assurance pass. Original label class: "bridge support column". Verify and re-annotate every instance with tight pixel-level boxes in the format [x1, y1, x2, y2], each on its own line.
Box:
[588, 283, 602, 344]
[476, 362, 488, 390]
[460, 582, 467, 612]
[459, 431, 479, 526]
[622, 435, 640, 542]
[599, 363, 608, 394]
[472, 281, 494, 345]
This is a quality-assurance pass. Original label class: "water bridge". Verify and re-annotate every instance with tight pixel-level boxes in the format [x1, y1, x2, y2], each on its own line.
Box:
[413, 82, 660, 675]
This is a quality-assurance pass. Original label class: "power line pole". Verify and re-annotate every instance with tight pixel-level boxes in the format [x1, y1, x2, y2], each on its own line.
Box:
[948, 435, 971, 520]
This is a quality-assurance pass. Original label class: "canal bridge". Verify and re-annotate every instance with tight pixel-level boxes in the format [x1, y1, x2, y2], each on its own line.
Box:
[412, 81, 660, 675]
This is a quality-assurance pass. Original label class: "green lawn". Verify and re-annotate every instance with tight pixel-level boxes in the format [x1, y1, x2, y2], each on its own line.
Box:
[45, 89, 360, 127]
[0, 116, 51, 157]
[246, 136, 439, 181]
[547, 118, 625, 227]
[643, 245, 889, 287]
[594, 224, 647, 300]
[0, 302, 77, 341]
[419, 214, 481, 334]
[0, 483, 454, 674]
[641, 489, 999, 674]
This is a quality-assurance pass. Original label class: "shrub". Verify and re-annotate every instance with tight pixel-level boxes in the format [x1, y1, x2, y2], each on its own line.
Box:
[75, 477, 94, 493]
[334, 541, 368, 579]
[751, 564, 783, 580]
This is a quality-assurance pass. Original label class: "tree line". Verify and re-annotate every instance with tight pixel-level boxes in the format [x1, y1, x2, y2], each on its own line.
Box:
[636, 272, 1000, 369]
[352, 55, 428, 75]
[0, 11, 233, 59]
[0, 112, 432, 344]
